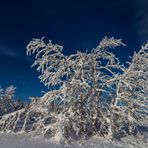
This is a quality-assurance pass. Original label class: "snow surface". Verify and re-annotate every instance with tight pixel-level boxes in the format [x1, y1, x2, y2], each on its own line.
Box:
[0, 133, 147, 148]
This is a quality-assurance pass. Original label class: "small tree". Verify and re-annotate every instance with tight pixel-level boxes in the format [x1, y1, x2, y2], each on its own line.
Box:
[0, 85, 24, 116]
[111, 43, 148, 135]
[0, 86, 4, 99]
[26, 37, 126, 140]
[4, 85, 16, 100]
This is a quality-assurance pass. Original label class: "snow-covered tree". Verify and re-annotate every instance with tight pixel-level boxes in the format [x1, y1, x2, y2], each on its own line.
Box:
[26, 37, 148, 140]
[0, 37, 147, 143]
[0, 86, 4, 99]
[0, 85, 24, 116]
[4, 85, 16, 100]
[25, 37, 128, 139]
[110, 43, 148, 135]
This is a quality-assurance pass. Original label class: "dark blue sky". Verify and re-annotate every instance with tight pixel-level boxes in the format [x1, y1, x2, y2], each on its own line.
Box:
[0, 0, 147, 101]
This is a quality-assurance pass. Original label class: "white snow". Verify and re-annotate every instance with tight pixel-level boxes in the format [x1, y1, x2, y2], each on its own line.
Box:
[0, 133, 147, 148]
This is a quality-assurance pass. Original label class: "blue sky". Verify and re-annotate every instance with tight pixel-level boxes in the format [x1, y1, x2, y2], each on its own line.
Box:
[0, 0, 147, 101]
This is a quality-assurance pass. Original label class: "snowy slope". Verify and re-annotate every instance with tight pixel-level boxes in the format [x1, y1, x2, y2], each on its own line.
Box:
[0, 111, 147, 148]
[0, 133, 147, 148]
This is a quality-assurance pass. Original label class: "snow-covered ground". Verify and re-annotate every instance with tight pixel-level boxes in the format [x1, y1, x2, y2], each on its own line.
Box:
[0, 113, 147, 148]
[0, 133, 147, 148]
